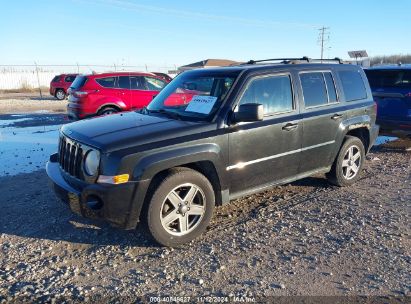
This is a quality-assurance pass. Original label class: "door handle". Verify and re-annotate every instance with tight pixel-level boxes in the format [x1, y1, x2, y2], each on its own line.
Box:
[282, 122, 298, 131]
[331, 113, 343, 120]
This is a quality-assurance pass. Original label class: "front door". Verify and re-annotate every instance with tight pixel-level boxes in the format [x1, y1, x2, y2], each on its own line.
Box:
[130, 76, 167, 109]
[228, 73, 302, 195]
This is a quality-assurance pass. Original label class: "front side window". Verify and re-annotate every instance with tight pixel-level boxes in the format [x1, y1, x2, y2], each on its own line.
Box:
[96, 77, 117, 88]
[144, 77, 167, 91]
[338, 70, 367, 101]
[238, 75, 293, 115]
[146, 71, 238, 121]
[130, 76, 146, 90]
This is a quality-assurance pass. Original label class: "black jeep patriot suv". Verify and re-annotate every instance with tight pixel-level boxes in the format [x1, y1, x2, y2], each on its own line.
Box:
[47, 57, 379, 246]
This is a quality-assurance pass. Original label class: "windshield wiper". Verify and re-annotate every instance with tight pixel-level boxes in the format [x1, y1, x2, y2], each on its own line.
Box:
[148, 109, 183, 120]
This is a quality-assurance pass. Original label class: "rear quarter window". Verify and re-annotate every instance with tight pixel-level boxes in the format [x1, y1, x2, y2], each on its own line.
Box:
[338, 70, 367, 102]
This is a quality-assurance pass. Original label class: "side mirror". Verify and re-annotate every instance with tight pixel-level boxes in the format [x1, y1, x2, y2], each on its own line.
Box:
[231, 103, 264, 124]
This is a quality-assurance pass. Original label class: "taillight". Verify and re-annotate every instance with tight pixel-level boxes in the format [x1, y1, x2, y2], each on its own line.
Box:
[74, 91, 88, 97]
[373, 101, 378, 115]
[405, 92, 411, 97]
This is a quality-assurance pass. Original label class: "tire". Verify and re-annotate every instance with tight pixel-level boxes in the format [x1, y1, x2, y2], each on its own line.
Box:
[145, 168, 215, 247]
[326, 136, 365, 187]
[98, 107, 119, 116]
[55, 89, 66, 100]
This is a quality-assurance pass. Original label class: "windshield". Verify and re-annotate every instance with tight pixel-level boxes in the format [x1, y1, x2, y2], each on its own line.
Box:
[146, 71, 238, 121]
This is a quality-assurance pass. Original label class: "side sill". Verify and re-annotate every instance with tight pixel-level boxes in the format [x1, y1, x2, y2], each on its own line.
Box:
[228, 166, 331, 201]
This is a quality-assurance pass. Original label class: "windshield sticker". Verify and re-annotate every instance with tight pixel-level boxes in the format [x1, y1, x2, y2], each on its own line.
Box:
[185, 95, 217, 114]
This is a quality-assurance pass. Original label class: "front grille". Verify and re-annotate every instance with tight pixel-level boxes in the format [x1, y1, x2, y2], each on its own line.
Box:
[58, 135, 84, 179]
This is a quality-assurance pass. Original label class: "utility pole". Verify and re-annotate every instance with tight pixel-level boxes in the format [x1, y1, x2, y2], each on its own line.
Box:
[34, 61, 43, 99]
[318, 26, 330, 61]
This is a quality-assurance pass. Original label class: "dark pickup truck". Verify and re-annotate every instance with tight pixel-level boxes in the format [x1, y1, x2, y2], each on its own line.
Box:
[47, 57, 379, 246]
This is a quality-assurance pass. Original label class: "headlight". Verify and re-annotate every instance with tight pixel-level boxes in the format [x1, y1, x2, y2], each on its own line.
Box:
[84, 150, 100, 176]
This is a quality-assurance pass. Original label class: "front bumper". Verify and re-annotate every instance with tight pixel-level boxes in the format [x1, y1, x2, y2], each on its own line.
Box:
[46, 159, 149, 229]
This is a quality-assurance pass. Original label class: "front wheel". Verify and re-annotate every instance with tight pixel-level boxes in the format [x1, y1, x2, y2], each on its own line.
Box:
[326, 136, 365, 187]
[146, 168, 215, 247]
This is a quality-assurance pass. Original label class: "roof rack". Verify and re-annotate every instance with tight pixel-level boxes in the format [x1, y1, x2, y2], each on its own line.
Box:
[245, 57, 344, 65]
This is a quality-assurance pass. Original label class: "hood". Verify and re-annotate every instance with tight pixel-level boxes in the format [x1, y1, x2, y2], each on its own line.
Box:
[61, 111, 215, 152]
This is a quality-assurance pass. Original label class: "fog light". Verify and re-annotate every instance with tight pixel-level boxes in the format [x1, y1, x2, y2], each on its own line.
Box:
[86, 195, 103, 210]
[97, 174, 129, 184]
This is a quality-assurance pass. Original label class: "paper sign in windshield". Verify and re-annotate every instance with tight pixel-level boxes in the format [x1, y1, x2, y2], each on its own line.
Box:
[185, 95, 217, 115]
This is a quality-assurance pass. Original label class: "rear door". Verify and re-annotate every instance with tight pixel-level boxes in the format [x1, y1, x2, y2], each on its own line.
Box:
[95, 76, 118, 102]
[365, 69, 411, 122]
[298, 70, 345, 172]
[228, 73, 302, 195]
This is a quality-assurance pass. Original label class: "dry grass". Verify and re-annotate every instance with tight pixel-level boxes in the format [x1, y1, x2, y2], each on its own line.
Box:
[0, 86, 49, 94]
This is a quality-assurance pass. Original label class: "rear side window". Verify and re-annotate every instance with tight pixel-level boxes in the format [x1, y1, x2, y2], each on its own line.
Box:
[238, 75, 294, 115]
[365, 69, 411, 88]
[96, 77, 117, 88]
[338, 70, 367, 101]
[118, 76, 130, 89]
[300, 72, 339, 107]
[300, 72, 328, 107]
[70, 76, 87, 89]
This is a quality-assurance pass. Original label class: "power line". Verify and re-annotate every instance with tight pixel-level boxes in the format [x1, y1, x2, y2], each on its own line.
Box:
[317, 26, 330, 61]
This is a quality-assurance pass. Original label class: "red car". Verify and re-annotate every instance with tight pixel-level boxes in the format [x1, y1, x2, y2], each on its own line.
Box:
[50, 74, 78, 100]
[67, 72, 170, 119]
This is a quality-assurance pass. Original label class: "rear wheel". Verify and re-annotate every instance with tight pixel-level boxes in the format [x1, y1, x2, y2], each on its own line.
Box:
[327, 136, 365, 187]
[98, 107, 119, 116]
[145, 168, 215, 247]
[55, 89, 66, 100]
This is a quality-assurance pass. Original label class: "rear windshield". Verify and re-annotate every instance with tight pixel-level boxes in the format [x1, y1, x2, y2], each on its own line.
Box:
[70, 76, 87, 89]
[52, 75, 60, 82]
[365, 69, 411, 88]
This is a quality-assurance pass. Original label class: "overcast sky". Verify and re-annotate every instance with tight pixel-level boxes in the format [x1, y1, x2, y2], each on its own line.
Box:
[1, 0, 410, 68]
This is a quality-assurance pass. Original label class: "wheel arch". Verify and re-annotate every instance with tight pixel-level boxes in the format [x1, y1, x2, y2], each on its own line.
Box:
[134, 144, 227, 204]
[96, 103, 123, 114]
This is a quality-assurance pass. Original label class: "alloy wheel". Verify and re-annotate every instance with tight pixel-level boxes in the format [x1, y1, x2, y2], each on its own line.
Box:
[342, 145, 361, 180]
[160, 183, 206, 236]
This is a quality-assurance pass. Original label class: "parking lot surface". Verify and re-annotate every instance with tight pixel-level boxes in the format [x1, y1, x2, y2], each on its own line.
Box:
[0, 113, 410, 302]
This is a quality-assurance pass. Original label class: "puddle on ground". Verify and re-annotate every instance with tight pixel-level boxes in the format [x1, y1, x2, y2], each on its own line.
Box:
[0, 114, 67, 176]
[374, 136, 398, 145]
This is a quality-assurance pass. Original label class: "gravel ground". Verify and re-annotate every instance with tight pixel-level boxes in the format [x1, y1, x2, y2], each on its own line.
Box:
[0, 140, 410, 303]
